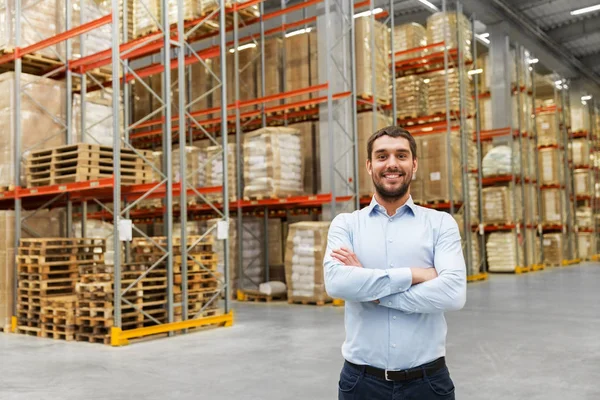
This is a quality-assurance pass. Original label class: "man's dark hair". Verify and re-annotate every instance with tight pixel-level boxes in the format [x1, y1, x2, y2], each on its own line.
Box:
[367, 126, 417, 161]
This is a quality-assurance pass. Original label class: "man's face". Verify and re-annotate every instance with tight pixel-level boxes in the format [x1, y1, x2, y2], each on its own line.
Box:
[366, 135, 417, 201]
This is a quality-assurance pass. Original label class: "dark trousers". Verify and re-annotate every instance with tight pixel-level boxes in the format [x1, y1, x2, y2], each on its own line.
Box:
[338, 360, 456, 400]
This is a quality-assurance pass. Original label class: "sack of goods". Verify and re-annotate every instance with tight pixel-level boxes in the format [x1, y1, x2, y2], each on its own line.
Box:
[424, 68, 474, 116]
[482, 186, 519, 223]
[541, 189, 562, 224]
[243, 127, 304, 199]
[284, 222, 331, 303]
[577, 207, 593, 228]
[393, 23, 427, 61]
[206, 144, 237, 202]
[538, 148, 561, 185]
[482, 145, 520, 177]
[543, 233, 563, 266]
[395, 76, 428, 118]
[486, 232, 524, 272]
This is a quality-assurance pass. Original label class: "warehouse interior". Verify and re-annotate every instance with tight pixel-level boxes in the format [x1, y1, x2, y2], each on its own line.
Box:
[0, 0, 599, 399]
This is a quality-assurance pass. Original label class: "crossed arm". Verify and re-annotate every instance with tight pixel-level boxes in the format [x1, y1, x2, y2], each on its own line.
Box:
[323, 213, 466, 313]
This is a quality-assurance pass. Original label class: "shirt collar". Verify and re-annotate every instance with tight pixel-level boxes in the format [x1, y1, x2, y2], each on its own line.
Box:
[367, 195, 417, 217]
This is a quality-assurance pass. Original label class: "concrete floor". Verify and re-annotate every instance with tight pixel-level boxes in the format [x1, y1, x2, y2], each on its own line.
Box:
[1, 263, 600, 400]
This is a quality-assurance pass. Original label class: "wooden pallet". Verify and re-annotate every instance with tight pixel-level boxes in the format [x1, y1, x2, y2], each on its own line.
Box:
[237, 289, 287, 302]
[287, 296, 332, 306]
[0, 184, 15, 192]
[16, 326, 42, 337]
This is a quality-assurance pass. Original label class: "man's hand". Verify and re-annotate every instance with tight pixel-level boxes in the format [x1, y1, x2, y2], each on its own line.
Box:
[331, 248, 363, 267]
[410, 267, 438, 285]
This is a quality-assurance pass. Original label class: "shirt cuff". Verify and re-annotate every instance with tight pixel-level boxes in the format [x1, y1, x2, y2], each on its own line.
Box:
[386, 268, 413, 294]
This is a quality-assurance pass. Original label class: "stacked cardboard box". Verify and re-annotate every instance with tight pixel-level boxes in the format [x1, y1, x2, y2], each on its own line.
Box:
[395, 76, 428, 118]
[576, 207, 593, 229]
[355, 16, 390, 103]
[536, 114, 559, 146]
[413, 131, 462, 202]
[486, 232, 524, 272]
[541, 189, 562, 225]
[284, 31, 318, 103]
[426, 11, 472, 61]
[290, 121, 319, 195]
[538, 148, 561, 185]
[260, 37, 282, 108]
[357, 112, 393, 197]
[424, 68, 474, 116]
[284, 221, 331, 304]
[243, 127, 304, 199]
[172, 146, 206, 189]
[0, 72, 67, 188]
[578, 232, 593, 260]
[574, 169, 591, 197]
[482, 186, 519, 223]
[393, 23, 427, 61]
[542, 233, 563, 266]
[571, 105, 589, 133]
[482, 145, 520, 177]
[73, 92, 117, 147]
[572, 139, 591, 167]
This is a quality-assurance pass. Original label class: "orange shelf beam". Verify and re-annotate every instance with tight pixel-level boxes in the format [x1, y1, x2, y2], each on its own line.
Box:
[392, 42, 445, 59]
[394, 49, 459, 69]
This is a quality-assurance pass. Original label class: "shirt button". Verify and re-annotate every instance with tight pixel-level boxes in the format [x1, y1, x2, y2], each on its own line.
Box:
[392, 344, 396, 348]
[388, 301, 392, 306]
[390, 263, 394, 267]
[393, 316, 397, 320]
[388, 239, 393, 243]
[388, 218, 393, 222]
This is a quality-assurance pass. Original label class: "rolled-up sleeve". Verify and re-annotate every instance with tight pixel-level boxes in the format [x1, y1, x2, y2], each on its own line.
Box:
[378, 213, 467, 313]
[323, 214, 413, 302]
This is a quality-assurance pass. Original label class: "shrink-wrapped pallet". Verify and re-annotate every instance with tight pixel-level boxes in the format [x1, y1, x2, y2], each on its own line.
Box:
[572, 139, 591, 167]
[284, 30, 318, 103]
[482, 186, 519, 223]
[571, 105, 589, 133]
[426, 11, 472, 61]
[355, 16, 390, 103]
[243, 127, 303, 199]
[123, 0, 160, 39]
[424, 68, 474, 115]
[577, 207, 592, 229]
[357, 112, 393, 197]
[284, 221, 331, 303]
[482, 145, 521, 177]
[538, 148, 561, 185]
[58, 0, 111, 58]
[578, 232, 593, 260]
[205, 143, 237, 202]
[0, 0, 59, 59]
[486, 232, 524, 272]
[0, 72, 67, 187]
[393, 23, 427, 61]
[574, 169, 591, 197]
[172, 146, 206, 188]
[541, 188, 562, 224]
[73, 92, 116, 146]
[395, 75, 428, 118]
[536, 113, 559, 146]
[290, 121, 319, 195]
[543, 233, 563, 266]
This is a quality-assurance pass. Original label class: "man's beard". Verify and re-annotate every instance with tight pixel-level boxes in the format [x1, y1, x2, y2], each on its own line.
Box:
[372, 171, 410, 202]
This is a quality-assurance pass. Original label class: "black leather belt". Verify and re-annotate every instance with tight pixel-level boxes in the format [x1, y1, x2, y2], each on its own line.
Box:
[346, 357, 446, 382]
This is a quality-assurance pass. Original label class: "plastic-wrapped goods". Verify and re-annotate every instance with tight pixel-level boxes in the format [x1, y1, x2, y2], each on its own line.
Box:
[123, 0, 160, 39]
[284, 221, 331, 302]
[538, 148, 561, 185]
[289, 121, 318, 195]
[172, 146, 206, 188]
[424, 68, 475, 116]
[73, 220, 115, 265]
[355, 16, 391, 103]
[0, 72, 68, 187]
[395, 76, 428, 117]
[571, 105, 589, 134]
[284, 31, 318, 103]
[357, 112, 394, 197]
[578, 232, 593, 260]
[572, 139, 591, 167]
[576, 207, 592, 228]
[467, 174, 479, 224]
[479, 97, 493, 131]
[541, 188, 562, 224]
[413, 131, 463, 202]
[536, 113, 559, 146]
[543, 233, 563, 266]
[482, 186, 519, 223]
[512, 93, 533, 131]
[205, 143, 237, 202]
[58, 0, 111, 58]
[243, 127, 304, 198]
[393, 23, 427, 61]
[453, 214, 480, 276]
[0, 0, 59, 59]
[574, 169, 591, 197]
[72, 92, 117, 146]
[426, 11, 472, 61]
[486, 232, 524, 272]
[482, 145, 520, 177]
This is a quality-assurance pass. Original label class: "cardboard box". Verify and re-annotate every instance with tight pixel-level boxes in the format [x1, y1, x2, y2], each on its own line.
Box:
[538, 148, 561, 185]
[393, 23, 427, 61]
[285, 31, 318, 103]
[574, 169, 591, 196]
[395, 75, 428, 117]
[426, 11, 472, 61]
[572, 139, 591, 167]
[355, 16, 391, 103]
[205, 143, 237, 201]
[536, 113, 559, 146]
[418, 132, 462, 202]
[543, 233, 563, 266]
[541, 188, 562, 224]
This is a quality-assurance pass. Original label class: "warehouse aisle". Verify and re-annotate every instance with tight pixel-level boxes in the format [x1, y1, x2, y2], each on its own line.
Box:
[1, 264, 599, 400]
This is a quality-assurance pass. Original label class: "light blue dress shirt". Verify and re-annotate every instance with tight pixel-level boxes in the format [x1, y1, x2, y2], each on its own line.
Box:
[323, 196, 467, 370]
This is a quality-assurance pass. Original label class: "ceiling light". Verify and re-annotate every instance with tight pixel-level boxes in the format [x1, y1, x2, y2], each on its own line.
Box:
[478, 33, 489, 38]
[582, 95, 592, 101]
[476, 34, 490, 44]
[571, 4, 600, 15]
[528, 58, 539, 64]
[354, 7, 384, 18]
[528, 66, 533, 71]
[582, 100, 588, 105]
[468, 68, 483, 75]
[555, 80, 563, 85]
[417, 0, 439, 12]
[229, 43, 256, 53]
[285, 27, 312, 38]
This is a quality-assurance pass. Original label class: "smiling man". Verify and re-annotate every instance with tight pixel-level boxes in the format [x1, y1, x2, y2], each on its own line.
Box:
[324, 126, 466, 400]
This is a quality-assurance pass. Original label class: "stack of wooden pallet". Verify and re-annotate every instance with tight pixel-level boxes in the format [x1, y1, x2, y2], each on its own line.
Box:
[24, 144, 156, 187]
[131, 236, 220, 322]
[16, 238, 105, 339]
[40, 295, 77, 341]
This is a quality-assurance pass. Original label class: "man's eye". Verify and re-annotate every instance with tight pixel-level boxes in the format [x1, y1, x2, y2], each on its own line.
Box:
[378, 155, 386, 160]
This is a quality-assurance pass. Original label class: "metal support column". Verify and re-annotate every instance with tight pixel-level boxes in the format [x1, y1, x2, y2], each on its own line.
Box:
[390, 0, 397, 123]
[531, 63, 544, 264]
[65, 0, 73, 238]
[516, 46, 528, 268]
[260, 3, 269, 283]
[233, 10, 244, 290]
[442, 0, 454, 214]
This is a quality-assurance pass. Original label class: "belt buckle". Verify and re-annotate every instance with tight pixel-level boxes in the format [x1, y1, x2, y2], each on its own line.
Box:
[384, 369, 393, 382]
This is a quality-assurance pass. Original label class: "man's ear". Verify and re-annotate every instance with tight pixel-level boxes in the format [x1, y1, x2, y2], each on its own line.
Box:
[413, 157, 418, 175]
[366, 159, 372, 176]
